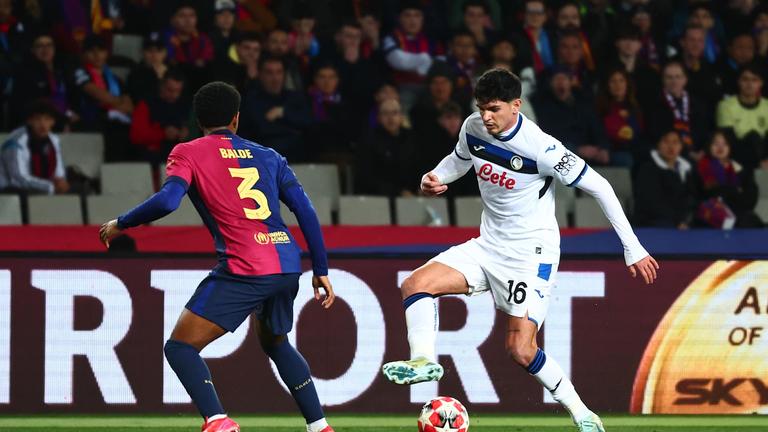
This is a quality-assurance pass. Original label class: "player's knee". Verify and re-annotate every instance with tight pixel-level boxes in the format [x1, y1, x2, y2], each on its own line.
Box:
[259, 332, 286, 352]
[505, 339, 536, 367]
[401, 274, 430, 298]
[164, 339, 198, 359]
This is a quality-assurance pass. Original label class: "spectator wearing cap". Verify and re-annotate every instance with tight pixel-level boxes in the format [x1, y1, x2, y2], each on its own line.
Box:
[717, 32, 756, 96]
[264, 27, 304, 91]
[410, 62, 467, 142]
[716, 63, 768, 170]
[646, 61, 711, 157]
[514, 0, 554, 74]
[211, 0, 239, 65]
[10, 33, 78, 128]
[126, 34, 168, 103]
[532, 66, 610, 165]
[129, 70, 189, 170]
[214, 32, 261, 93]
[0, 100, 69, 195]
[634, 129, 697, 229]
[609, 27, 661, 114]
[239, 56, 311, 162]
[595, 68, 646, 167]
[355, 98, 418, 196]
[673, 25, 722, 108]
[445, 30, 479, 103]
[382, 1, 443, 109]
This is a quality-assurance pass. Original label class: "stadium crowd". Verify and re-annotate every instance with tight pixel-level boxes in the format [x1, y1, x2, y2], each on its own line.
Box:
[0, 0, 767, 228]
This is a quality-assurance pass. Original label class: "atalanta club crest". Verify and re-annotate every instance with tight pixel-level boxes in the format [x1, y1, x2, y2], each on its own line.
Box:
[510, 156, 523, 171]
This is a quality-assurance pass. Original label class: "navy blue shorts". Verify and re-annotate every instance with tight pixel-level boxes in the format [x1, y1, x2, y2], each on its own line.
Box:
[185, 271, 300, 334]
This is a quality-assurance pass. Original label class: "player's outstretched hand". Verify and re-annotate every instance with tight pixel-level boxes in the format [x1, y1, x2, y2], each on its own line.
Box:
[312, 275, 335, 309]
[99, 219, 122, 248]
[629, 255, 659, 284]
[421, 172, 447, 196]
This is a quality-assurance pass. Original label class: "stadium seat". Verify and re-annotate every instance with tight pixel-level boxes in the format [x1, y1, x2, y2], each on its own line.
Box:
[0, 195, 22, 225]
[754, 169, 768, 199]
[338, 195, 391, 225]
[86, 194, 147, 225]
[152, 197, 202, 226]
[454, 196, 483, 227]
[59, 133, 104, 179]
[280, 196, 332, 226]
[755, 198, 768, 222]
[111, 34, 144, 63]
[395, 196, 449, 226]
[28, 195, 83, 225]
[100, 162, 154, 196]
[573, 197, 610, 228]
[290, 164, 340, 210]
[594, 167, 633, 212]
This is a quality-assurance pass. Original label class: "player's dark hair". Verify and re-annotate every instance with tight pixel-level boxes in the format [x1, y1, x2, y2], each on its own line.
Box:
[193, 81, 240, 129]
[474, 68, 522, 104]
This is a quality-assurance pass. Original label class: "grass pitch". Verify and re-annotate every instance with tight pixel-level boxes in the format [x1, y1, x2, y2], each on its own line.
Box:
[0, 414, 766, 431]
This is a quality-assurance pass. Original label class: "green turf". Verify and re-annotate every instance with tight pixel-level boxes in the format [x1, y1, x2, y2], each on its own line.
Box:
[0, 415, 767, 431]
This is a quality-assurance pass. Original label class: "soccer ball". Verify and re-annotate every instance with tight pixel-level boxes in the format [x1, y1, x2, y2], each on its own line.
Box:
[417, 396, 469, 432]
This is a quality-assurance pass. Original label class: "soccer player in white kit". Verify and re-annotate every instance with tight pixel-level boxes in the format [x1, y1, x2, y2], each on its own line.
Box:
[381, 69, 659, 432]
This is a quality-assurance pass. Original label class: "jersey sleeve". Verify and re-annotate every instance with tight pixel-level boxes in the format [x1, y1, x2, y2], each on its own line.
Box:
[165, 144, 194, 187]
[536, 137, 588, 187]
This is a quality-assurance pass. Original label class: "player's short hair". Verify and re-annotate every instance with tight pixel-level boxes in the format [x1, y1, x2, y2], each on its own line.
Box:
[474, 68, 522, 104]
[193, 81, 240, 129]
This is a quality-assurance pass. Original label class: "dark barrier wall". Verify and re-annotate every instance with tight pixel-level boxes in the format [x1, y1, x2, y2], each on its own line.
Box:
[0, 257, 765, 414]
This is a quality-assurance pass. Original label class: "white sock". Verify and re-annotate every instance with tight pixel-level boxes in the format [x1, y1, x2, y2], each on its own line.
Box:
[207, 414, 227, 422]
[404, 294, 438, 362]
[306, 417, 328, 432]
[528, 349, 592, 424]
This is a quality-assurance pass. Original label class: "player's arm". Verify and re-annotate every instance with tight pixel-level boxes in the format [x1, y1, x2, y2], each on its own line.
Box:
[279, 161, 334, 309]
[99, 178, 187, 247]
[537, 139, 658, 284]
[422, 119, 473, 195]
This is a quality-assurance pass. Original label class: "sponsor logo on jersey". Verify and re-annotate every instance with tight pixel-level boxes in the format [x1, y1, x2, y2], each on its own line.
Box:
[553, 152, 577, 176]
[253, 231, 292, 245]
[477, 163, 515, 189]
[510, 156, 524, 171]
[219, 148, 254, 159]
[473, 145, 485, 151]
[545, 144, 557, 153]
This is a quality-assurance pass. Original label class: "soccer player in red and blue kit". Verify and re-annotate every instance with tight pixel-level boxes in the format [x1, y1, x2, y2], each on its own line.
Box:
[99, 82, 336, 432]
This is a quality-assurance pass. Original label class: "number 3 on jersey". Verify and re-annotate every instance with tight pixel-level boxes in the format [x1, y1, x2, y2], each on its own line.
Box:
[228, 167, 272, 220]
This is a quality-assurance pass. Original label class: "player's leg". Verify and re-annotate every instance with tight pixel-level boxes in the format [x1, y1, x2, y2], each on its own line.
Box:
[164, 309, 234, 429]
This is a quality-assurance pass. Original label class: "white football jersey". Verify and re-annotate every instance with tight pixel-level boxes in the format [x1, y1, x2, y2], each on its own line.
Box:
[451, 112, 587, 263]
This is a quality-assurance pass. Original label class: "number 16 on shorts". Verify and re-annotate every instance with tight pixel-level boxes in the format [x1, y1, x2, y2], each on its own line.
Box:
[507, 280, 527, 304]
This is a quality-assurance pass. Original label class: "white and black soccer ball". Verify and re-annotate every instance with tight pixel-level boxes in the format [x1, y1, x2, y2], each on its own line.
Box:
[417, 396, 469, 432]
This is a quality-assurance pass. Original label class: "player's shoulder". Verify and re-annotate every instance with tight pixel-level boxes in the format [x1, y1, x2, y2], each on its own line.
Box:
[462, 111, 484, 134]
[518, 114, 560, 151]
[233, 135, 285, 160]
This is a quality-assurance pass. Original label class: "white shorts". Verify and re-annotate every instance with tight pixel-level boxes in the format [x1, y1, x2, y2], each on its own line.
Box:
[430, 238, 558, 329]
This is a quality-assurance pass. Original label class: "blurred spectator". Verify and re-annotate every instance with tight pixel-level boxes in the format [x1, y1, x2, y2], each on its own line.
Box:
[753, 9, 768, 60]
[486, 38, 536, 121]
[410, 62, 466, 138]
[211, 0, 239, 65]
[532, 67, 610, 165]
[554, 1, 596, 72]
[358, 9, 382, 60]
[163, 3, 214, 90]
[457, 0, 498, 61]
[273, 0, 334, 39]
[368, 82, 400, 129]
[0, 100, 68, 194]
[305, 63, 354, 160]
[685, 3, 722, 64]
[610, 27, 660, 114]
[716, 63, 768, 170]
[10, 33, 78, 129]
[578, 0, 619, 67]
[0, 0, 28, 111]
[646, 61, 711, 155]
[287, 8, 320, 63]
[265, 27, 304, 91]
[239, 56, 310, 161]
[215, 32, 261, 93]
[555, 30, 596, 98]
[73, 35, 132, 124]
[515, 0, 553, 74]
[696, 130, 762, 228]
[595, 68, 646, 167]
[674, 25, 722, 107]
[721, 0, 760, 31]
[718, 32, 755, 96]
[382, 2, 442, 110]
[126, 34, 168, 103]
[629, 5, 664, 70]
[450, 0, 502, 35]
[129, 70, 189, 169]
[634, 130, 697, 228]
[355, 98, 417, 196]
[235, 0, 277, 35]
[445, 30, 479, 103]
